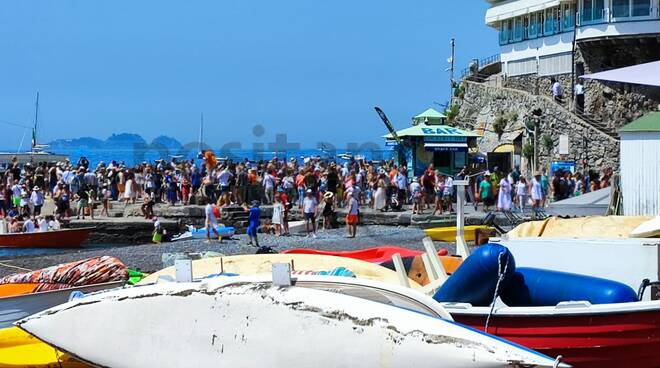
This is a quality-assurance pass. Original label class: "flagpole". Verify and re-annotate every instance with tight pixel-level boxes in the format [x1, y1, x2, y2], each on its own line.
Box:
[449, 39, 455, 102]
[32, 91, 39, 152]
[198, 113, 204, 154]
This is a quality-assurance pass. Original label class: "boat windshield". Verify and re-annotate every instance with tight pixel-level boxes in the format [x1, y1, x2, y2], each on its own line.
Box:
[295, 280, 442, 318]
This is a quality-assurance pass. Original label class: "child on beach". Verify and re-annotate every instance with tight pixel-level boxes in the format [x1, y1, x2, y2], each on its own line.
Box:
[409, 177, 423, 215]
[322, 191, 335, 230]
[302, 189, 318, 238]
[100, 185, 110, 217]
[271, 196, 284, 236]
[280, 189, 291, 236]
[152, 217, 164, 244]
[204, 202, 221, 243]
[432, 175, 446, 216]
[516, 177, 528, 212]
[443, 175, 454, 214]
[345, 191, 359, 238]
[246, 201, 261, 247]
[75, 186, 89, 220]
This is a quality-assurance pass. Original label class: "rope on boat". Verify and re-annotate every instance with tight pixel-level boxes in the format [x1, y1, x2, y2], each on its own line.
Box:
[484, 251, 508, 334]
[0, 261, 32, 272]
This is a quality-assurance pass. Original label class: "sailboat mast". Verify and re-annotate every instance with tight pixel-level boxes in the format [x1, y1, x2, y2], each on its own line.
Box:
[198, 113, 204, 153]
[32, 91, 39, 151]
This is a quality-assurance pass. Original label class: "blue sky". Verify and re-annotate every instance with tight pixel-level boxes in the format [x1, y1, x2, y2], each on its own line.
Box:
[0, 1, 497, 149]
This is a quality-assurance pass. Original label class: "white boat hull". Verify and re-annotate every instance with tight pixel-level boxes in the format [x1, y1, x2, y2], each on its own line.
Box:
[0, 281, 123, 329]
[18, 277, 560, 368]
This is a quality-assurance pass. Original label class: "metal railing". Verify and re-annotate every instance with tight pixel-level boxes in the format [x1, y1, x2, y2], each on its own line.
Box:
[460, 54, 501, 79]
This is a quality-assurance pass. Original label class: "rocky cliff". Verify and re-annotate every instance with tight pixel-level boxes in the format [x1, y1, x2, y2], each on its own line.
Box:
[456, 81, 619, 174]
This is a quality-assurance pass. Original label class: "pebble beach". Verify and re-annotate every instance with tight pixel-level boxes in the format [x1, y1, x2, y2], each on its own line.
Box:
[0, 225, 452, 277]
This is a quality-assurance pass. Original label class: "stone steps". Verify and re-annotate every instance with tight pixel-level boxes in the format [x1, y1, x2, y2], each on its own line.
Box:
[578, 113, 618, 138]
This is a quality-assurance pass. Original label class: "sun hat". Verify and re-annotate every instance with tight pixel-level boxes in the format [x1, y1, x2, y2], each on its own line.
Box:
[323, 191, 334, 199]
[306, 189, 313, 194]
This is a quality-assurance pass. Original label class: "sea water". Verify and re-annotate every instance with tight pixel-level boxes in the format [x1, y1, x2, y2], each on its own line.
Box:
[48, 147, 395, 168]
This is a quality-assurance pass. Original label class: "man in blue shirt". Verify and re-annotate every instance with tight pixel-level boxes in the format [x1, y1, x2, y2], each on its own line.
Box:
[395, 167, 408, 208]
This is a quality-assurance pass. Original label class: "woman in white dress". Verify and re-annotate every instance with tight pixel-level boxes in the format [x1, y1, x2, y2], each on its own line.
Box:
[374, 176, 388, 211]
[497, 176, 512, 211]
[271, 196, 284, 236]
[124, 175, 134, 207]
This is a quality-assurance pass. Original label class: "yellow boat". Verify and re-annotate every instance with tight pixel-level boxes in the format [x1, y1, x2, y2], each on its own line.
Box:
[423, 225, 493, 242]
[139, 253, 423, 288]
[0, 327, 89, 368]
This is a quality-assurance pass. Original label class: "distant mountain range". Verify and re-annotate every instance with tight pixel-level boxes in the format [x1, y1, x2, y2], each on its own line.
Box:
[47, 133, 184, 151]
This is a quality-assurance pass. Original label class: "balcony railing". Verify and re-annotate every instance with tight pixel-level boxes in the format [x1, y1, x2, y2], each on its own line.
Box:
[460, 54, 501, 80]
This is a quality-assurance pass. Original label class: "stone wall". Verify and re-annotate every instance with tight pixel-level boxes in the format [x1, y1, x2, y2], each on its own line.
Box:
[504, 73, 573, 102]
[457, 81, 620, 174]
[575, 41, 660, 130]
[497, 38, 660, 132]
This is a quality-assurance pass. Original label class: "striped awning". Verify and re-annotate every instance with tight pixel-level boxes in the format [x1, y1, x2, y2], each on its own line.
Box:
[486, 0, 563, 24]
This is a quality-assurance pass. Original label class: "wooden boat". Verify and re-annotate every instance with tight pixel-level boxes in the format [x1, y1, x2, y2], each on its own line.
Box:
[0, 327, 89, 368]
[424, 225, 493, 242]
[0, 228, 93, 248]
[18, 275, 565, 368]
[443, 300, 660, 368]
[0, 281, 123, 329]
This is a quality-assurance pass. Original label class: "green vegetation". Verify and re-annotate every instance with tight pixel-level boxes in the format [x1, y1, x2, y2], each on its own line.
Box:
[541, 134, 554, 153]
[522, 141, 534, 160]
[492, 115, 508, 139]
[453, 84, 465, 99]
[445, 104, 460, 125]
[503, 111, 518, 123]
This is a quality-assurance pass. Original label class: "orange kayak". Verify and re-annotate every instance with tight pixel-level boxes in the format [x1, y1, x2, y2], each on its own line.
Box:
[0, 283, 39, 298]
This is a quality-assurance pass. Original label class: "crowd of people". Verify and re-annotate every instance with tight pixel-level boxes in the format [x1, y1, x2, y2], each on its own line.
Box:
[0, 155, 412, 237]
[463, 165, 613, 214]
[0, 153, 615, 236]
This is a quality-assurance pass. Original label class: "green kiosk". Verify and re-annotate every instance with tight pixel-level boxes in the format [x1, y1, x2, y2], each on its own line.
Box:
[383, 108, 479, 178]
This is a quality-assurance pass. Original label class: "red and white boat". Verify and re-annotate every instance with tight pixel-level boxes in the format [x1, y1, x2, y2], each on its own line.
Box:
[430, 236, 659, 367]
[0, 227, 94, 248]
[443, 296, 660, 367]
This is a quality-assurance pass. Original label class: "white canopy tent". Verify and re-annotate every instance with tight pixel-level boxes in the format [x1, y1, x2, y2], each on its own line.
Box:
[580, 60, 660, 87]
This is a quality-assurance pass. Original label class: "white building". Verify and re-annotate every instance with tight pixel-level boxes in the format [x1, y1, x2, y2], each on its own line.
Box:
[620, 112, 660, 216]
[486, 0, 660, 77]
